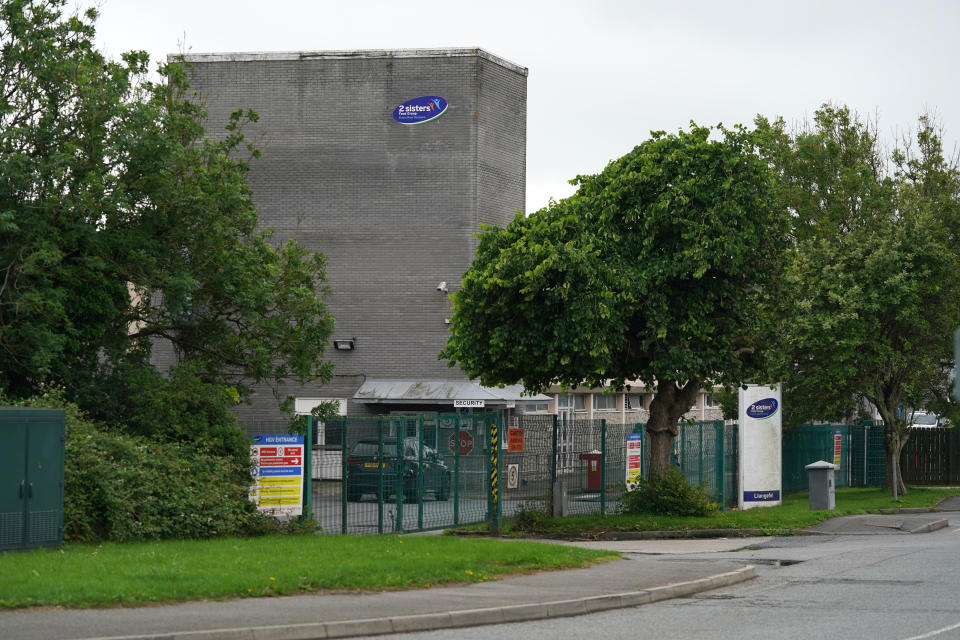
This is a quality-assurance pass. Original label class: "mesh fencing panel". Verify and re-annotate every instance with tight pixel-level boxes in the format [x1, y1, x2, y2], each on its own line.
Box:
[849, 422, 887, 488]
[243, 414, 498, 534]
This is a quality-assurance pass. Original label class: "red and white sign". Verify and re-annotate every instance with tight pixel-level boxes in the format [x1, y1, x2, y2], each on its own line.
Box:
[449, 430, 474, 456]
[257, 456, 302, 466]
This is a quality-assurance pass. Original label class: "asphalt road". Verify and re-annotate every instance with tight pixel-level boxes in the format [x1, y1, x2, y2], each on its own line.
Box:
[395, 512, 960, 640]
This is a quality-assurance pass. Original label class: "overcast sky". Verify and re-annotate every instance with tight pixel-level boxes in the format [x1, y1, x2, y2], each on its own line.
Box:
[93, 0, 960, 214]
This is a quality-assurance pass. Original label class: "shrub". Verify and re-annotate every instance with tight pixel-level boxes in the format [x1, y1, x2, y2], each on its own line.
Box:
[510, 501, 551, 532]
[8, 391, 280, 542]
[620, 468, 719, 517]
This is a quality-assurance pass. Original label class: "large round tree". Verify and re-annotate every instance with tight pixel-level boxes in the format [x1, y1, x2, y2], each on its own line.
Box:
[442, 124, 788, 476]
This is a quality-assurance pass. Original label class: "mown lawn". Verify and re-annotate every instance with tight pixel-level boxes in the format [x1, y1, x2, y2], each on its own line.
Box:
[0, 534, 618, 609]
[498, 487, 960, 537]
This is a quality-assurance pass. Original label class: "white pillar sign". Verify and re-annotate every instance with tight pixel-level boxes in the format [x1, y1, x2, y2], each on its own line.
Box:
[738, 384, 782, 510]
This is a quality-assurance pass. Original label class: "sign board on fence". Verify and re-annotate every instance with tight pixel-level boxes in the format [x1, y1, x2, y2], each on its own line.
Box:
[738, 384, 782, 510]
[626, 432, 643, 487]
[454, 400, 484, 408]
[834, 430, 843, 467]
[507, 428, 525, 452]
[449, 430, 474, 456]
[249, 434, 304, 517]
[507, 464, 519, 489]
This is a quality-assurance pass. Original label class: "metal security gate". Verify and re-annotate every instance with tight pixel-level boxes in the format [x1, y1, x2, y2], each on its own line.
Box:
[318, 413, 502, 534]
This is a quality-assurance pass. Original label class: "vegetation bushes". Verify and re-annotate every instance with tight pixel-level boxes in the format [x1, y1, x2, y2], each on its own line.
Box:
[12, 392, 280, 542]
[621, 469, 719, 517]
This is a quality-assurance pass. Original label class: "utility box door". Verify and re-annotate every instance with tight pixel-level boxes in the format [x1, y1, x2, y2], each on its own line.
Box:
[0, 422, 27, 550]
[0, 408, 65, 551]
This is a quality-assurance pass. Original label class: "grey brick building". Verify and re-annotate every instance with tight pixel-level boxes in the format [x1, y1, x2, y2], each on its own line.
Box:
[178, 48, 544, 427]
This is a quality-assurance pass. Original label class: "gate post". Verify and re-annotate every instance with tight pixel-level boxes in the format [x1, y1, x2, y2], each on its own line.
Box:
[487, 413, 502, 534]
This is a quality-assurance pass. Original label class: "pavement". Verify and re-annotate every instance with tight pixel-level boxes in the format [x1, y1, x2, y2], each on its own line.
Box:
[3, 502, 958, 640]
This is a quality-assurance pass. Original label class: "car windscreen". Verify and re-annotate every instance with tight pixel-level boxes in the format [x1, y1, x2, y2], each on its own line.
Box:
[912, 413, 938, 426]
[350, 442, 399, 457]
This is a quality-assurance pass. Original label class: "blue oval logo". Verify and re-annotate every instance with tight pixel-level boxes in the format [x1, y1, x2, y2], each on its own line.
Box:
[393, 96, 447, 125]
[746, 398, 779, 419]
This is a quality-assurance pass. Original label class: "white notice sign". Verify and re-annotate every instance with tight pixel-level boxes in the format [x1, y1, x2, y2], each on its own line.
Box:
[454, 400, 485, 408]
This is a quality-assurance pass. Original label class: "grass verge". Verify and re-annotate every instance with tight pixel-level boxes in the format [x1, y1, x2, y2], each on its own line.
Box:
[497, 487, 960, 537]
[0, 535, 617, 609]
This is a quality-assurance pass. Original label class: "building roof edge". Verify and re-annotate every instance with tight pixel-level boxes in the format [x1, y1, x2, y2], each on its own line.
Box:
[170, 47, 528, 76]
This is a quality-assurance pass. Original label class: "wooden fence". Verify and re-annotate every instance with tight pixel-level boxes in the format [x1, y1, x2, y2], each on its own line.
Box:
[901, 428, 960, 486]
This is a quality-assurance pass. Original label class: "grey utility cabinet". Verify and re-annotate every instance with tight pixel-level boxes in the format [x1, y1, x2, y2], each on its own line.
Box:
[0, 408, 65, 551]
[805, 460, 836, 511]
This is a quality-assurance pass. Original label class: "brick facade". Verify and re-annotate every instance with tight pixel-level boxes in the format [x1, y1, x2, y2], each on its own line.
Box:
[176, 49, 527, 424]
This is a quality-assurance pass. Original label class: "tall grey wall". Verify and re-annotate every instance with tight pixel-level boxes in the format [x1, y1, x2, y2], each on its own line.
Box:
[179, 49, 527, 422]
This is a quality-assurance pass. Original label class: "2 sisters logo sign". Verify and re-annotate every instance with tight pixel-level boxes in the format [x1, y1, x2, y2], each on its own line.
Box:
[746, 397, 779, 419]
[393, 96, 447, 125]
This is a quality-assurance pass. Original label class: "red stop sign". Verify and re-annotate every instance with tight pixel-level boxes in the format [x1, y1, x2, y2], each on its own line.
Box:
[448, 430, 474, 456]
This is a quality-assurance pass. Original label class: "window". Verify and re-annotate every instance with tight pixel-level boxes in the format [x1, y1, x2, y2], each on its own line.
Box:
[625, 394, 646, 411]
[593, 394, 616, 411]
[573, 394, 586, 411]
[557, 394, 586, 412]
[703, 393, 718, 408]
[520, 402, 549, 414]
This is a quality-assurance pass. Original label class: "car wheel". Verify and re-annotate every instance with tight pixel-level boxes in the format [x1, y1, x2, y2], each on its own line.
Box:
[346, 484, 362, 502]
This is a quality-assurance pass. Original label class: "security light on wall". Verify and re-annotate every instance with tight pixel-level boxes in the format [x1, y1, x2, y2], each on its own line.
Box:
[333, 338, 355, 351]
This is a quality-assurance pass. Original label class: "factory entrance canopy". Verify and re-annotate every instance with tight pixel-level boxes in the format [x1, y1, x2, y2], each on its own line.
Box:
[353, 379, 550, 406]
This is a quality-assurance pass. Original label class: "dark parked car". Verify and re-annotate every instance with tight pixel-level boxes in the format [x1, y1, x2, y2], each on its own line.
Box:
[345, 438, 451, 502]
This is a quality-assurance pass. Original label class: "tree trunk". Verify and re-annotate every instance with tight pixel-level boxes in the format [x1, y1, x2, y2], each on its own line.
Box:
[645, 379, 700, 478]
[878, 407, 909, 497]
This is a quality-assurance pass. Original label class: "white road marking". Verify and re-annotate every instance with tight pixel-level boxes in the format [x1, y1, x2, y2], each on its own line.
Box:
[903, 621, 960, 640]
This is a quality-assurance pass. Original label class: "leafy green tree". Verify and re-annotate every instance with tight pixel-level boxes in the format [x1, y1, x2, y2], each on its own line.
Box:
[757, 105, 960, 494]
[442, 124, 787, 476]
[0, 0, 334, 435]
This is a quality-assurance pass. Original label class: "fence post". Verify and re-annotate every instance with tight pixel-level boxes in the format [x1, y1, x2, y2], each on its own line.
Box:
[453, 413, 460, 527]
[551, 415, 558, 485]
[417, 415, 424, 531]
[600, 420, 607, 515]
[341, 416, 348, 534]
[714, 421, 724, 509]
[395, 425, 404, 533]
[377, 417, 384, 534]
[303, 415, 313, 522]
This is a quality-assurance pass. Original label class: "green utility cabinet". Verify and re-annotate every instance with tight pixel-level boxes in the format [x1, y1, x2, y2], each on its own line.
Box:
[0, 408, 65, 551]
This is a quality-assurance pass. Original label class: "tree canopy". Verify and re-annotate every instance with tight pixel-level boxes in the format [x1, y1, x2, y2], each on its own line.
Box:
[443, 124, 787, 475]
[756, 105, 960, 494]
[0, 0, 334, 446]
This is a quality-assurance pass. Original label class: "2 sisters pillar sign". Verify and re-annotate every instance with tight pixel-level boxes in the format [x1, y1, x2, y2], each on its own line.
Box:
[738, 384, 782, 510]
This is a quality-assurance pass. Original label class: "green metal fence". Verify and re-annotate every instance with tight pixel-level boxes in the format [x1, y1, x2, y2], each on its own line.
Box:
[781, 424, 851, 494]
[245, 413, 501, 535]
[781, 422, 888, 493]
[511, 416, 627, 517]
[239, 414, 901, 536]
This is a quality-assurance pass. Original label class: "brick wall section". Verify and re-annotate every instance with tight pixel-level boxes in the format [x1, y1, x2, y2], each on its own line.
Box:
[174, 50, 527, 423]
